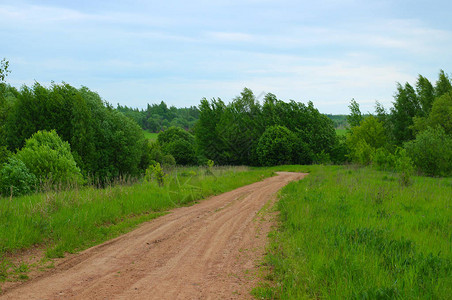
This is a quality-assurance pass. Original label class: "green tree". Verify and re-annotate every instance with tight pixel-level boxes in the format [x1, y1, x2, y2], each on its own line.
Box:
[390, 83, 421, 144]
[194, 98, 227, 164]
[157, 126, 194, 145]
[261, 96, 336, 160]
[81, 87, 147, 179]
[2, 81, 150, 181]
[416, 75, 435, 115]
[346, 98, 363, 128]
[163, 140, 196, 165]
[0, 58, 10, 83]
[302, 101, 337, 156]
[434, 70, 452, 98]
[395, 148, 414, 186]
[347, 116, 387, 149]
[158, 126, 196, 165]
[427, 91, 452, 135]
[346, 116, 387, 164]
[405, 126, 452, 176]
[194, 89, 335, 166]
[217, 88, 263, 165]
[0, 157, 37, 197]
[0, 84, 17, 150]
[15, 130, 84, 186]
[256, 125, 300, 166]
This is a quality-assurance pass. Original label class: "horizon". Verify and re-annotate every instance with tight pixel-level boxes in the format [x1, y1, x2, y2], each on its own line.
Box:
[2, 0, 452, 114]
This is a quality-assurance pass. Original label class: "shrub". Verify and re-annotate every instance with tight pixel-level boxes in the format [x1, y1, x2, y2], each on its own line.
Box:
[346, 116, 388, 165]
[313, 150, 331, 165]
[395, 148, 415, 186]
[349, 140, 374, 165]
[157, 127, 196, 165]
[157, 126, 194, 145]
[0, 157, 37, 196]
[163, 140, 196, 165]
[149, 142, 164, 162]
[256, 125, 301, 166]
[161, 154, 176, 166]
[405, 126, 452, 176]
[330, 136, 348, 164]
[0, 145, 11, 166]
[15, 130, 84, 187]
[372, 148, 396, 171]
[205, 159, 215, 175]
[144, 163, 166, 186]
[427, 91, 452, 135]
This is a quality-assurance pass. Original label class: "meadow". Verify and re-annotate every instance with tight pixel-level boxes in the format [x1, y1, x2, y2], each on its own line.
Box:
[335, 128, 347, 136]
[254, 165, 452, 299]
[143, 130, 159, 141]
[0, 166, 273, 282]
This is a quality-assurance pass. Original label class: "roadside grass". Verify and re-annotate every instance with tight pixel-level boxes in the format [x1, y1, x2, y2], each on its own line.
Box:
[255, 165, 452, 299]
[143, 130, 158, 141]
[0, 166, 274, 282]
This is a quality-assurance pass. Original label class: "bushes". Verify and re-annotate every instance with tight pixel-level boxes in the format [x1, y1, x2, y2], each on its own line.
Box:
[405, 126, 452, 176]
[196, 90, 336, 166]
[163, 140, 196, 165]
[350, 140, 374, 165]
[256, 125, 306, 166]
[346, 116, 388, 165]
[427, 91, 452, 135]
[15, 130, 84, 186]
[372, 148, 396, 171]
[0, 157, 37, 196]
[1, 83, 148, 181]
[158, 126, 196, 165]
[0, 145, 11, 166]
[157, 126, 194, 145]
[144, 163, 167, 186]
[395, 148, 414, 186]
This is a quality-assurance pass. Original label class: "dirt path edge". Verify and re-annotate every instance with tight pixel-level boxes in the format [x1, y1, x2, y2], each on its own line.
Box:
[1, 171, 307, 300]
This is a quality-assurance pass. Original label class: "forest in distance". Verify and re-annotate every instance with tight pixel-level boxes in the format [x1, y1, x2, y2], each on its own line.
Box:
[116, 98, 347, 132]
[1, 57, 452, 196]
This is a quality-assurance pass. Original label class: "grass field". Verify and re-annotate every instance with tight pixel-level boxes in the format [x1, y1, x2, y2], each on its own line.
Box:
[143, 130, 158, 141]
[254, 165, 452, 299]
[0, 166, 273, 282]
[335, 128, 347, 136]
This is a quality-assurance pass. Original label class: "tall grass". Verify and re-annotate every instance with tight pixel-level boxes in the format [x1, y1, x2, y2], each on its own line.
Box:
[142, 130, 158, 141]
[256, 165, 452, 299]
[0, 166, 273, 279]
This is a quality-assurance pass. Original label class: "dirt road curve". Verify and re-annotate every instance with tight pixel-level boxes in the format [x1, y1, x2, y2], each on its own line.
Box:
[1, 172, 307, 300]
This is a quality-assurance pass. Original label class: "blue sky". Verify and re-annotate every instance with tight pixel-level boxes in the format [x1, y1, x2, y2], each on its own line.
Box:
[1, 0, 452, 114]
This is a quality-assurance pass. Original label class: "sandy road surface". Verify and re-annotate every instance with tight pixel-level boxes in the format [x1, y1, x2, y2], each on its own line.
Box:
[1, 172, 307, 300]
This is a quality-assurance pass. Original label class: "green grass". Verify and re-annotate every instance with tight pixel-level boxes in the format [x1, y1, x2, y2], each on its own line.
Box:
[335, 128, 347, 136]
[143, 130, 158, 141]
[256, 165, 452, 299]
[0, 166, 274, 281]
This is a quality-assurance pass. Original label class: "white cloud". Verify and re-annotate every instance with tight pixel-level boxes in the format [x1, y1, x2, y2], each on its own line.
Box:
[2, 1, 452, 114]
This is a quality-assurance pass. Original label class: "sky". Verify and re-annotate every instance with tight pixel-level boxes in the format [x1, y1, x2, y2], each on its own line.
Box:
[1, 0, 452, 114]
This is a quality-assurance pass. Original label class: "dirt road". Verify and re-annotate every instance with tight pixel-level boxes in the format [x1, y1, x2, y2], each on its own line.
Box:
[1, 172, 306, 300]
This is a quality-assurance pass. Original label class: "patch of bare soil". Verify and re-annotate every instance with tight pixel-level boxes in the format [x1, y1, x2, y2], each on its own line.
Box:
[1, 172, 307, 299]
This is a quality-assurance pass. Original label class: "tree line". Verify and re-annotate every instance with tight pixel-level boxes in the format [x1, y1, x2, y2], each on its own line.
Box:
[346, 70, 452, 178]
[133, 88, 341, 172]
[1, 57, 451, 196]
[193, 88, 341, 166]
[116, 102, 199, 132]
[0, 80, 151, 195]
